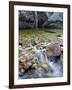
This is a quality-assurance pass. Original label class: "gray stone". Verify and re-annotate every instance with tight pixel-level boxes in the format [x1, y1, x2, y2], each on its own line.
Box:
[43, 12, 63, 29]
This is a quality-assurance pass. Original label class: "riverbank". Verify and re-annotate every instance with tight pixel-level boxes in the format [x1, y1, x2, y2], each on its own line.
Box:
[19, 29, 63, 79]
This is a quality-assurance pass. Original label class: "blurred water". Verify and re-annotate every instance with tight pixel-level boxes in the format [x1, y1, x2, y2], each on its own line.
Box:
[19, 46, 63, 79]
[47, 61, 63, 77]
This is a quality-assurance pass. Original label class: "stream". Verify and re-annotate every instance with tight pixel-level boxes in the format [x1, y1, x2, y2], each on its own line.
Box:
[19, 45, 63, 79]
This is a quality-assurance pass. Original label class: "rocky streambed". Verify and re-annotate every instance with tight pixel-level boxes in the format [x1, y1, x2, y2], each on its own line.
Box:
[19, 37, 63, 79]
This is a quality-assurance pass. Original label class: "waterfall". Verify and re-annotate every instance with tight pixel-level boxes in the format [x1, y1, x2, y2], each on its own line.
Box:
[19, 45, 63, 79]
[33, 45, 63, 77]
[33, 46, 47, 64]
[47, 60, 62, 77]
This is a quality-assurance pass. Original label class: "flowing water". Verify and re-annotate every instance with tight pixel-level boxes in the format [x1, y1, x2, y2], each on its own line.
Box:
[33, 46, 63, 77]
[19, 45, 63, 79]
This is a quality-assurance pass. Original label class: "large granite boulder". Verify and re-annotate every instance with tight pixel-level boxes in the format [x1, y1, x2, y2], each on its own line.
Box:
[46, 43, 61, 57]
[43, 12, 63, 29]
[48, 12, 63, 21]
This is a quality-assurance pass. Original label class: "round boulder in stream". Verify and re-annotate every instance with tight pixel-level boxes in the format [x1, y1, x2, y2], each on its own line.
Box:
[46, 43, 61, 57]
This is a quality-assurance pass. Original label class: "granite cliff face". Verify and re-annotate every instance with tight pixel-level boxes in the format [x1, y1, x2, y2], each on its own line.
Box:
[19, 11, 63, 29]
[43, 12, 63, 29]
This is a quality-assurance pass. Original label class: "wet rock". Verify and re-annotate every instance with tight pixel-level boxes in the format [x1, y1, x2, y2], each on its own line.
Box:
[32, 63, 37, 69]
[19, 55, 27, 62]
[48, 56, 60, 63]
[23, 41, 31, 48]
[25, 50, 36, 61]
[31, 57, 39, 64]
[19, 63, 25, 77]
[19, 55, 33, 76]
[19, 60, 33, 74]
[39, 63, 49, 71]
[31, 39, 37, 46]
[34, 67, 44, 78]
[19, 41, 23, 47]
[36, 44, 41, 50]
[46, 43, 61, 57]
[23, 62, 32, 70]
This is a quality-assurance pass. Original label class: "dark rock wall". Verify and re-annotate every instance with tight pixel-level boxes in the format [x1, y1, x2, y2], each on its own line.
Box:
[19, 11, 63, 29]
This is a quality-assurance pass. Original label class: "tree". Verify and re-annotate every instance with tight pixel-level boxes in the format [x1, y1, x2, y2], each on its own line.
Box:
[34, 11, 38, 29]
